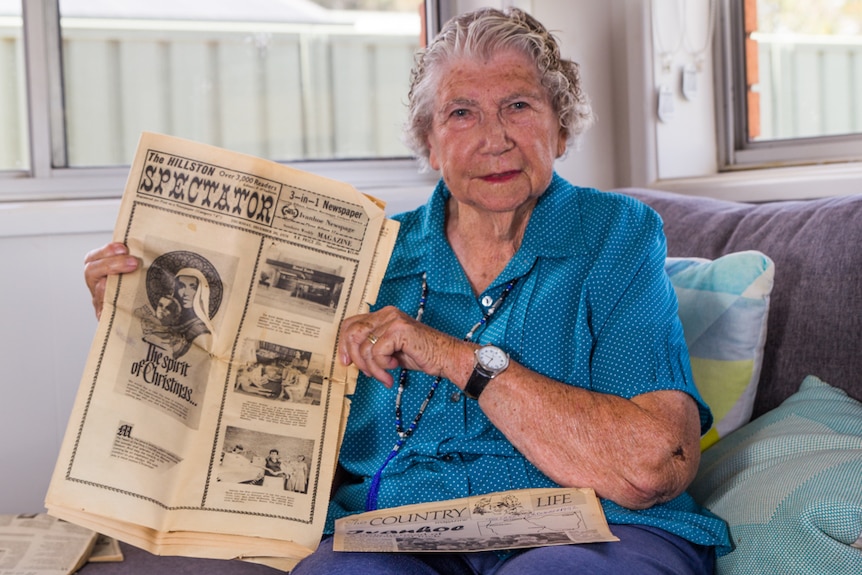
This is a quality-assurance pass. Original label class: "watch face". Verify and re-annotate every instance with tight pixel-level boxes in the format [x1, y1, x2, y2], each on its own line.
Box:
[477, 345, 508, 371]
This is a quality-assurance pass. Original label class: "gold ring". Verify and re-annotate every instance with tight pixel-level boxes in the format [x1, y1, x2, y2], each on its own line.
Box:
[367, 333, 379, 345]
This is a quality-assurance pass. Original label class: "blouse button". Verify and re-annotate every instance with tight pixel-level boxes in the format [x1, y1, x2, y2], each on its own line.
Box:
[481, 295, 493, 307]
[450, 391, 462, 403]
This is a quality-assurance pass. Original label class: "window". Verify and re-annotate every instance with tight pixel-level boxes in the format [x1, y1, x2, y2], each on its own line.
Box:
[58, 0, 421, 167]
[0, 0, 27, 171]
[720, 0, 862, 169]
[2, 0, 437, 202]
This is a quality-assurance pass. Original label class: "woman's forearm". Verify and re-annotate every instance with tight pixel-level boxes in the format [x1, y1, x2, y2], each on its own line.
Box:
[475, 363, 702, 510]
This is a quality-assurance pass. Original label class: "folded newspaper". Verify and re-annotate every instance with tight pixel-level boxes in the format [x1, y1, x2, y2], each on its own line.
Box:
[45, 132, 397, 571]
[0, 513, 98, 575]
[334, 487, 618, 553]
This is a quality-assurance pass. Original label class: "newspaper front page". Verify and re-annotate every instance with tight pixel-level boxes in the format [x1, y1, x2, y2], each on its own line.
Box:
[0, 513, 97, 575]
[45, 132, 397, 570]
[334, 488, 618, 553]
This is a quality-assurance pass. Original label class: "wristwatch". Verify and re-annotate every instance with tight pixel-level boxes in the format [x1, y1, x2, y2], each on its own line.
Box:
[464, 344, 509, 400]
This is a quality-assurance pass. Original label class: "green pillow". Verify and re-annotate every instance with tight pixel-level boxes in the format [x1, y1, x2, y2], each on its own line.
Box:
[666, 251, 774, 450]
[689, 376, 862, 574]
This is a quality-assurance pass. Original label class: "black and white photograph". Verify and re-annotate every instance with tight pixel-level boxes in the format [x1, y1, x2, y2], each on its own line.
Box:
[254, 242, 346, 323]
[234, 339, 324, 405]
[216, 426, 313, 494]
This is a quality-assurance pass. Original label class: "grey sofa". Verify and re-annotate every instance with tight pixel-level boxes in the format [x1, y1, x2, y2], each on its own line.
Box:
[77, 188, 862, 573]
[622, 187, 862, 574]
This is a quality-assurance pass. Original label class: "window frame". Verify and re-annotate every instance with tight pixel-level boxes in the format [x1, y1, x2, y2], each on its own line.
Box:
[1, 0, 439, 204]
[717, 0, 862, 172]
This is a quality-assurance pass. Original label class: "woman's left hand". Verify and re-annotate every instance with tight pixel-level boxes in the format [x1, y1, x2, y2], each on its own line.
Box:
[338, 306, 468, 387]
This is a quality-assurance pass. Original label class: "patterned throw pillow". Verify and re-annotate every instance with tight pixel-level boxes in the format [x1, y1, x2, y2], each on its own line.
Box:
[666, 251, 774, 450]
[689, 376, 862, 574]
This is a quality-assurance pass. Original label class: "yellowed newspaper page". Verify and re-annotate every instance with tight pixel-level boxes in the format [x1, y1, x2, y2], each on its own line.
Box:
[45, 132, 395, 564]
[333, 488, 618, 553]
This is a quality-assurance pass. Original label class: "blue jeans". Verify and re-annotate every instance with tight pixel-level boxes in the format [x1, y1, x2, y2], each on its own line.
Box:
[291, 525, 715, 574]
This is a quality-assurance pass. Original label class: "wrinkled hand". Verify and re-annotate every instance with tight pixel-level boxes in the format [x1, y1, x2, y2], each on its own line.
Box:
[84, 242, 140, 319]
[338, 306, 466, 387]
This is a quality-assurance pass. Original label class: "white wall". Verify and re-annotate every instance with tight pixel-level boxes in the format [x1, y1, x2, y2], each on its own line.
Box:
[537, 1, 620, 190]
[0, 224, 111, 513]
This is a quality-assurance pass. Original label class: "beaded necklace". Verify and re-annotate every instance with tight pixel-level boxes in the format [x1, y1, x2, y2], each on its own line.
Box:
[365, 272, 519, 511]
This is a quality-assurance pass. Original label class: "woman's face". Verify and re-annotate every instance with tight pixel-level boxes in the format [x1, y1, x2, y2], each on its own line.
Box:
[425, 49, 565, 214]
[176, 275, 199, 309]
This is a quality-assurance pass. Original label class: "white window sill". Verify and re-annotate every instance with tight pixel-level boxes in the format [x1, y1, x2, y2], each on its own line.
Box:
[652, 162, 862, 203]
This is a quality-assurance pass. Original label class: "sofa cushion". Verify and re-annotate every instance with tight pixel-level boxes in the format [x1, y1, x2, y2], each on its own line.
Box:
[688, 376, 862, 575]
[666, 252, 774, 450]
[618, 188, 862, 418]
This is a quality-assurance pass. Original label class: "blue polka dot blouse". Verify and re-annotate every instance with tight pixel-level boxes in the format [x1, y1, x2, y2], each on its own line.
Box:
[326, 173, 731, 554]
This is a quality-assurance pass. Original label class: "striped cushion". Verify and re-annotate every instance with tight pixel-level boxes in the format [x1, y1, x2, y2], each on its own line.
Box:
[666, 251, 774, 450]
[689, 376, 862, 574]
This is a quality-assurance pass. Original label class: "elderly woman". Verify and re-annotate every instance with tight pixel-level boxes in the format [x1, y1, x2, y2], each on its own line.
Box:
[84, 8, 729, 574]
[321, 8, 730, 574]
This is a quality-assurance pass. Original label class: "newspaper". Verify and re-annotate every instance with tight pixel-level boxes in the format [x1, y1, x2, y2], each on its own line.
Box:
[0, 513, 98, 575]
[45, 132, 397, 571]
[334, 487, 618, 553]
[86, 535, 123, 563]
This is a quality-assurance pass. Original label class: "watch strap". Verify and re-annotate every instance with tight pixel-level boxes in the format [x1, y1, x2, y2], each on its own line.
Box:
[464, 367, 493, 400]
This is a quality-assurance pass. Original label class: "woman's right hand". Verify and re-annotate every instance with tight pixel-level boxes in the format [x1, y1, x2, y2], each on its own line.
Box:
[84, 242, 140, 319]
